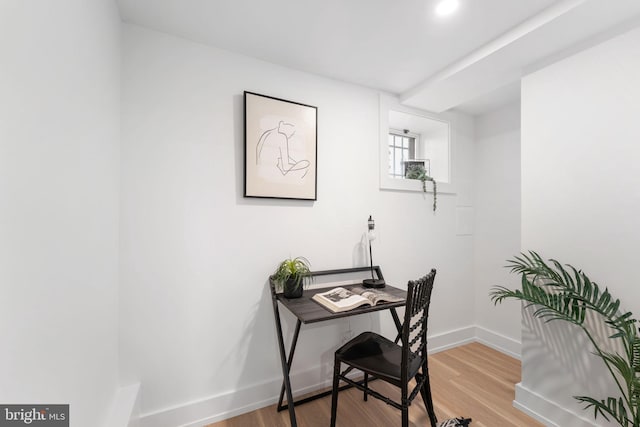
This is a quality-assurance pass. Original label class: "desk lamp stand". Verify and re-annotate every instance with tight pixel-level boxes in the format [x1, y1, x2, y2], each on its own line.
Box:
[363, 215, 386, 288]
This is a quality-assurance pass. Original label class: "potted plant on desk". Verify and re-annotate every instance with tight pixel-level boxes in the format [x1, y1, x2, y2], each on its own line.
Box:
[272, 256, 312, 298]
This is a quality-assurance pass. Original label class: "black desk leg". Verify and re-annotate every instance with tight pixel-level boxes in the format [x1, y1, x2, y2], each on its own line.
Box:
[271, 298, 298, 427]
[277, 319, 302, 411]
[391, 308, 403, 343]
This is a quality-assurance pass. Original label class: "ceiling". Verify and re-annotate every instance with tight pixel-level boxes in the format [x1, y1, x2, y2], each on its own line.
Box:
[117, 0, 640, 115]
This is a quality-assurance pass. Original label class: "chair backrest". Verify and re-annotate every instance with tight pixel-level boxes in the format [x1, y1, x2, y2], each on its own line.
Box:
[401, 269, 436, 382]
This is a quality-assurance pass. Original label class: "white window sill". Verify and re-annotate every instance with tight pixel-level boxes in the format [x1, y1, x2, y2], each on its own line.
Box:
[380, 175, 456, 194]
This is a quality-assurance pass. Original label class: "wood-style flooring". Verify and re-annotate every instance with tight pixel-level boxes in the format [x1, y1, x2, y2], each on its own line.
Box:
[207, 342, 543, 427]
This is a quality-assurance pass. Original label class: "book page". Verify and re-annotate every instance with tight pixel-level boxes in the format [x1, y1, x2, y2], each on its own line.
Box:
[320, 288, 367, 307]
[312, 287, 371, 312]
[351, 286, 403, 305]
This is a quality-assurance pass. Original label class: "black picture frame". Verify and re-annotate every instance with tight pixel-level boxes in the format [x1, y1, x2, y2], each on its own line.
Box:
[244, 91, 318, 201]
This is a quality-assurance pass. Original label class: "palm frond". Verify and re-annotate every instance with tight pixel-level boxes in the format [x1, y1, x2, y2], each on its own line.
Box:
[492, 251, 640, 426]
[576, 396, 628, 425]
[498, 251, 627, 328]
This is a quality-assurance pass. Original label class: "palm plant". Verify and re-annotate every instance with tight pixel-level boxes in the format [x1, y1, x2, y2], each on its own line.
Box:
[490, 251, 640, 426]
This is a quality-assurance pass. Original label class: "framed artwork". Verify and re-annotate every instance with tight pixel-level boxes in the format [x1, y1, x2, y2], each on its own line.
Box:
[244, 91, 318, 200]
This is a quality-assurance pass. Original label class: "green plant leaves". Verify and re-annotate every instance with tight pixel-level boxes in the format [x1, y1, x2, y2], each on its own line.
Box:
[272, 256, 312, 291]
[576, 396, 628, 425]
[491, 251, 640, 426]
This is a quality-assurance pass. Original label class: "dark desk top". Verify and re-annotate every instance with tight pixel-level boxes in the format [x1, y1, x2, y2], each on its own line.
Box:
[276, 283, 407, 324]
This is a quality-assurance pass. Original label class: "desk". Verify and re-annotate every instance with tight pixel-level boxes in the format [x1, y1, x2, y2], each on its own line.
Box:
[269, 266, 406, 427]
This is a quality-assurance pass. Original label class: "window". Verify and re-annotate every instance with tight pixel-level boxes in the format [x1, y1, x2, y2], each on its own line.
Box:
[388, 129, 417, 178]
[379, 95, 453, 194]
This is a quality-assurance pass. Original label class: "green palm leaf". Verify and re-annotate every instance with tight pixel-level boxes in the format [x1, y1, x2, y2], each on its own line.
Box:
[491, 251, 640, 426]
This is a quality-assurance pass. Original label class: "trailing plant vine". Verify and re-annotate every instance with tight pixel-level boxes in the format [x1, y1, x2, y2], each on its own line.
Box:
[491, 251, 640, 427]
[405, 164, 437, 211]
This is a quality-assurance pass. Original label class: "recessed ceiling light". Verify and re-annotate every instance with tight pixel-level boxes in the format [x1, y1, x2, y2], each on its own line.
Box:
[435, 0, 459, 17]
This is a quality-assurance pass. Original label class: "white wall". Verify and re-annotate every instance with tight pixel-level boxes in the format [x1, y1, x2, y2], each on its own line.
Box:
[473, 103, 522, 356]
[520, 26, 640, 426]
[120, 24, 476, 426]
[0, 1, 121, 426]
[424, 126, 450, 183]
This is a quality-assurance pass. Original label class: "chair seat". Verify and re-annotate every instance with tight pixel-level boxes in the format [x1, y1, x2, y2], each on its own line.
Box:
[335, 331, 421, 387]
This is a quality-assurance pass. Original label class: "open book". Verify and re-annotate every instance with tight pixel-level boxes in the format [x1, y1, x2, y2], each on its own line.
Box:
[312, 286, 403, 313]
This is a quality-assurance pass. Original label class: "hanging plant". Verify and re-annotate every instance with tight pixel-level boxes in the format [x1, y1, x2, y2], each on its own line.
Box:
[405, 164, 437, 211]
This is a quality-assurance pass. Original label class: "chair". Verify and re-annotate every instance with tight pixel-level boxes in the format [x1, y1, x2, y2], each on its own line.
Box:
[330, 269, 438, 427]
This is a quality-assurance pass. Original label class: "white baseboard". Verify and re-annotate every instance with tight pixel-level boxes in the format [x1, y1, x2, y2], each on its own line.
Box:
[139, 365, 367, 427]
[474, 326, 521, 359]
[514, 383, 600, 427]
[137, 326, 603, 427]
[428, 326, 476, 354]
[138, 326, 476, 427]
[139, 372, 298, 427]
[108, 383, 141, 427]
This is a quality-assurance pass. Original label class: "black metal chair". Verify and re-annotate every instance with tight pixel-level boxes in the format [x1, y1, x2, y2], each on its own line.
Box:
[330, 269, 438, 427]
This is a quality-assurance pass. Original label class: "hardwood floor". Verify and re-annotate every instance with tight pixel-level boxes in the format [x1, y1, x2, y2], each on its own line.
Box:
[207, 342, 543, 427]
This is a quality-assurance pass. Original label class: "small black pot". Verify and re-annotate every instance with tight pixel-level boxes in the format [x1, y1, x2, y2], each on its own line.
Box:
[283, 277, 303, 298]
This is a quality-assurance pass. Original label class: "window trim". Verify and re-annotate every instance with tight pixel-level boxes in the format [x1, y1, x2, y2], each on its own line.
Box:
[378, 94, 455, 195]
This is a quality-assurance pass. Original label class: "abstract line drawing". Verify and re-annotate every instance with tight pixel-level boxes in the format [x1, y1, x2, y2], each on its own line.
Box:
[244, 91, 317, 201]
[256, 120, 310, 178]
